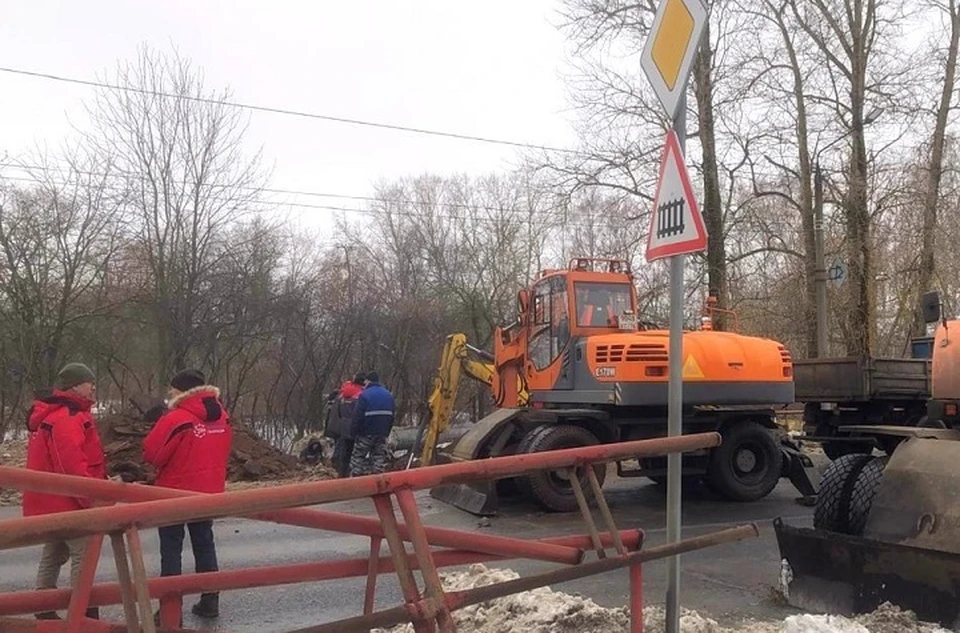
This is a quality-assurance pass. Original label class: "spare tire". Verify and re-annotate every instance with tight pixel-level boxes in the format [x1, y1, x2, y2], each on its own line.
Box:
[518, 424, 605, 512]
[814, 453, 887, 535]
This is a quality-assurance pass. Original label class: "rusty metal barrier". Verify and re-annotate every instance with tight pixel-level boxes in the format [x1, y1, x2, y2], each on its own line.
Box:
[0, 431, 759, 633]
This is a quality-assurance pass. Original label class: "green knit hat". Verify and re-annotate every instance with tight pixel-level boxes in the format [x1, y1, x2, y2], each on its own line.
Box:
[56, 363, 96, 390]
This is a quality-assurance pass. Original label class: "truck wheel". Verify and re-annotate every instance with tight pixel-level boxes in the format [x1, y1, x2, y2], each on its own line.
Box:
[518, 425, 605, 512]
[706, 421, 783, 502]
[814, 453, 887, 535]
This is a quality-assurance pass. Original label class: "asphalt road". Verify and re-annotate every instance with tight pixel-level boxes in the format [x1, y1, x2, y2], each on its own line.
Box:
[0, 471, 816, 631]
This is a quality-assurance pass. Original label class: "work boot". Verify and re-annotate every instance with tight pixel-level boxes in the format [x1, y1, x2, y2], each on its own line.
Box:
[34, 611, 61, 620]
[191, 593, 219, 619]
[84, 607, 99, 619]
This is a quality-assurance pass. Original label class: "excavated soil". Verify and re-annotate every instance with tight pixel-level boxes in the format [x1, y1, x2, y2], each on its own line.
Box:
[0, 398, 335, 506]
[377, 565, 950, 633]
[97, 403, 305, 484]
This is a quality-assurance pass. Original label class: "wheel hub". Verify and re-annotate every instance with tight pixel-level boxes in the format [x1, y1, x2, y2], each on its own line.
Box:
[735, 447, 758, 473]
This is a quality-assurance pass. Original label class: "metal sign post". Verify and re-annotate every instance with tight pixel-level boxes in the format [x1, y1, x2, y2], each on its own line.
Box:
[666, 95, 686, 632]
[641, 0, 709, 631]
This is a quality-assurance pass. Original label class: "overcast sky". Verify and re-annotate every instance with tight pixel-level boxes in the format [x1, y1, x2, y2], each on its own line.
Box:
[0, 1, 579, 229]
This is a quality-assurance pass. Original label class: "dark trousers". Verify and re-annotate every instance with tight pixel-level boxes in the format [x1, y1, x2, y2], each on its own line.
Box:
[159, 520, 218, 577]
[332, 437, 355, 477]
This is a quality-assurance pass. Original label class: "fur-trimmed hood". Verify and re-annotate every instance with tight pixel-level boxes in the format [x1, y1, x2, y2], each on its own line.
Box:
[168, 385, 220, 410]
[167, 385, 225, 423]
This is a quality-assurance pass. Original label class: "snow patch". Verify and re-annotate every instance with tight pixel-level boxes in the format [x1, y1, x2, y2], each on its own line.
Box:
[375, 565, 952, 633]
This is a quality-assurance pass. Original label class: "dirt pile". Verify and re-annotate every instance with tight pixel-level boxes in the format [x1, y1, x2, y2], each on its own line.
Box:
[376, 566, 949, 633]
[98, 399, 303, 484]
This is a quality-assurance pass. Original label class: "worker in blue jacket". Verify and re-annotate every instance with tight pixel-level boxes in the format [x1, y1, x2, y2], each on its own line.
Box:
[349, 371, 396, 475]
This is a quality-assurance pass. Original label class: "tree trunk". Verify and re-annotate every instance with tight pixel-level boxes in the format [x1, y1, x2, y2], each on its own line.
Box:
[846, 86, 873, 356]
[770, 0, 818, 356]
[916, 0, 960, 335]
[693, 24, 727, 328]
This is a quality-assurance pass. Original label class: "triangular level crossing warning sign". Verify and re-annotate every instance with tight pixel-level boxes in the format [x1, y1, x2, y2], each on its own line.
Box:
[645, 130, 708, 262]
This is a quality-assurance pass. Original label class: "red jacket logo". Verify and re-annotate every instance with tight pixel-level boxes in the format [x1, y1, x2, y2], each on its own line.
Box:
[193, 423, 207, 438]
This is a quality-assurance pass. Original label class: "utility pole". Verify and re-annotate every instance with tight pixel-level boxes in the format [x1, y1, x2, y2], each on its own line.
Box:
[814, 163, 827, 357]
[811, 106, 883, 358]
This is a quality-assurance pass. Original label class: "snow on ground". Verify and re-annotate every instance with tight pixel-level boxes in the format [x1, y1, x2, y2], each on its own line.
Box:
[377, 565, 952, 633]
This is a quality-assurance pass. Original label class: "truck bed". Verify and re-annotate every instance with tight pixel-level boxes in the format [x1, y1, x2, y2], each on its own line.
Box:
[793, 356, 931, 403]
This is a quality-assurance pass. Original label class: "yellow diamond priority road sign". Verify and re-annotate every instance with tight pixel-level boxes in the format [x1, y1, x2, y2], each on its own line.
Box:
[641, 0, 708, 121]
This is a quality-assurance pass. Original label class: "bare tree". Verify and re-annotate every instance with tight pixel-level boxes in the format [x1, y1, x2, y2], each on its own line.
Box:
[83, 45, 267, 383]
[556, 0, 752, 328]
[788, 0, 913, 355]
[0, 150, 125, 434]
[915, 0, 960, 334]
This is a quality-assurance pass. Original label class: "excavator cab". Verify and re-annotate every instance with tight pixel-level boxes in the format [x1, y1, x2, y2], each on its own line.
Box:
[504, 258, 641, 397]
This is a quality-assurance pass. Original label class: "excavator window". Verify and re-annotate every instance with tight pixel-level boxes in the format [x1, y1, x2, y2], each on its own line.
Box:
[574, 282, 632, 327]
[529, 275, 570, 370]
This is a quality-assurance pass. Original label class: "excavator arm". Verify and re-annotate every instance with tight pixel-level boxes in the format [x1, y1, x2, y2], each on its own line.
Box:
[413, 333, 528, 467]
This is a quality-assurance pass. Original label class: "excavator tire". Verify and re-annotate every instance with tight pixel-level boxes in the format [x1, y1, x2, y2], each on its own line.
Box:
[706, 420, 783, 502]
[814, 453, 887, 535]
[517, 424, 605, 513]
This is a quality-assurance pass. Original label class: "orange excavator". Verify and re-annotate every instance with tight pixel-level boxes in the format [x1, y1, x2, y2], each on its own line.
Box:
[430, 257, 816, 515]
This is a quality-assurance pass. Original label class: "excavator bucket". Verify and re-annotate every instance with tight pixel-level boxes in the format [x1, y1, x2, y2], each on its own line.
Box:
[429, 408, 527, 516]
[775, 437, 960, 628]
[774, 519, 960, 627]
[429, 467, 501, 516]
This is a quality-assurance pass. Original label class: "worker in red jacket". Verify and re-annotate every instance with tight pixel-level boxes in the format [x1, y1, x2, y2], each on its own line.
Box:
[143, 369, 232, 620]
[23, 362, 104, 621]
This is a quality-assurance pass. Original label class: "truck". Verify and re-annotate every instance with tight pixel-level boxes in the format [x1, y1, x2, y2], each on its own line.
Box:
[793, 292, 960, 458]
[426, 257, 816, 515]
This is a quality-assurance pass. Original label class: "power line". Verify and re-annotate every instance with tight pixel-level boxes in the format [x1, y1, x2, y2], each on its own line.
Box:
[0, 66, 581, 155]
[0, 161, 570, 217]
[0, 171, 644, 231]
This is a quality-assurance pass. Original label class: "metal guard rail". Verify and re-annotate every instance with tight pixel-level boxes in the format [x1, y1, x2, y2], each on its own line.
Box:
[0, 431, 759, 633]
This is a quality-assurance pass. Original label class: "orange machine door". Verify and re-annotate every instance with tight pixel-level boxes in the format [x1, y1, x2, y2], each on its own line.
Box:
[933, 320, 960, 400]
[525, 274, 572, 391]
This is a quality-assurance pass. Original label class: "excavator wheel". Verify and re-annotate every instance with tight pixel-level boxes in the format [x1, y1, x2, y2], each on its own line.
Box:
[813, 453, 887, 535]
[517, 424, 605, 512]
[706, 420, 783, 501]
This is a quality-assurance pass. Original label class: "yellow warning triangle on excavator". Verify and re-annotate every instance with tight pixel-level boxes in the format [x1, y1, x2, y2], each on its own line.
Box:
[682, 355, 705, 379]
